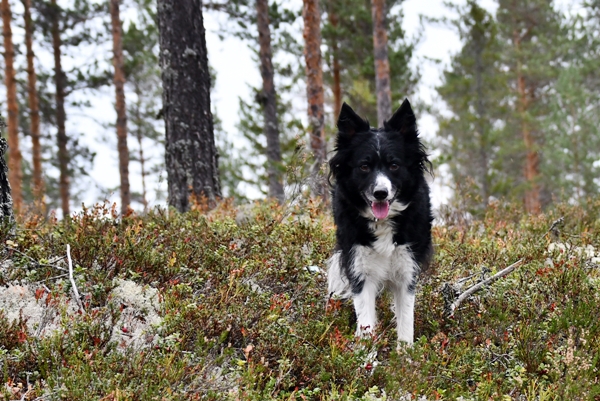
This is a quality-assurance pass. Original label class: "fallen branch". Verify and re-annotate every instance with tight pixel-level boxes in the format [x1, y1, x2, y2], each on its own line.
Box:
[446, 258, 524, 318]
[67, 244, 85, 315]
[6, 247, 67, 271]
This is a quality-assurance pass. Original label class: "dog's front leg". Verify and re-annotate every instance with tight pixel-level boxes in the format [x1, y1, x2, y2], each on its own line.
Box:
[392, 283, 415, 345]
[352, 279, 378, 337]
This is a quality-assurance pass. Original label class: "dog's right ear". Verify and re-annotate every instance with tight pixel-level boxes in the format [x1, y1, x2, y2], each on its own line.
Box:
[336, 103, 370, 138]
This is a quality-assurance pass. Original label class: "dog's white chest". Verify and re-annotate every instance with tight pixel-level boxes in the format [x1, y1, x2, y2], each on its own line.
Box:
[369, 220, 396, 257]
[352, 220, 417, 284]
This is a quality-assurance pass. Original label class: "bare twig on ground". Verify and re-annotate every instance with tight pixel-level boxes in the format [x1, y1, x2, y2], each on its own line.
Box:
[6, 247, 67, 271]
[67, 244, 85, 315]
[445, 258, 524, 318]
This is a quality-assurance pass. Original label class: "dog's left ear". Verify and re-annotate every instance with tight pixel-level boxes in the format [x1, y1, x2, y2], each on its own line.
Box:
[337, 103, 370, 138]
[384, 98, 417, 140]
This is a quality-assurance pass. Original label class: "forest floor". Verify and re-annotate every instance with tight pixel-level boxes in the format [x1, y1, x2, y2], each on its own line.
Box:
[1, 198, 600, 400]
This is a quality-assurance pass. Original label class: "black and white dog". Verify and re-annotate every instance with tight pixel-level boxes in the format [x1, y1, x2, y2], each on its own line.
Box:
[327, 99, 433, 345]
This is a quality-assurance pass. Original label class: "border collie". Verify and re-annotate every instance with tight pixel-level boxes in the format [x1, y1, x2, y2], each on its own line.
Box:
[327, 99, 433, 346]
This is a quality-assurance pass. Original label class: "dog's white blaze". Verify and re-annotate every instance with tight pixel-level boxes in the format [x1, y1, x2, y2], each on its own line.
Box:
[374, 173, 392, 197]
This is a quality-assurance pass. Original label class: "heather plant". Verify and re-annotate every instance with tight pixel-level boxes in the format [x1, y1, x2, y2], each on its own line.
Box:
[1, 199, 600, 399]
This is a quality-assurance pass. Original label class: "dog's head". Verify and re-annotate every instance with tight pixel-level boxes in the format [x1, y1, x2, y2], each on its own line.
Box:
[329, 99, 430, 220]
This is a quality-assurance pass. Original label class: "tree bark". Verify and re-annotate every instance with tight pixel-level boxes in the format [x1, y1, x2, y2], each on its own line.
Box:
[327, 3, 342, 116]
[1, 0, 23, 213]
[513, 30, 541, 214]
[0, 120, 13, 223]
[371, 0, 392, 126]
[50, 0, 70, 217]
[303, 0, 327, 199]
[109, 0, 131, 215]
[472, 26, 489, 207]
[157, 0, 221, 212]
[22, 0, 44, 205]
[133, 83, 149, 212]
[256, 0, 284, 203]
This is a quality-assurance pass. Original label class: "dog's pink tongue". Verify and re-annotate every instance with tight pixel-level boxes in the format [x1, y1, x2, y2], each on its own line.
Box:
[372, 201, 390, 219]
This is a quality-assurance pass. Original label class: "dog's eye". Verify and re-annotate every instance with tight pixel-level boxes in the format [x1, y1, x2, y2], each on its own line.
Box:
[389, 164, 399, 171]
[360, 165, 370, 172]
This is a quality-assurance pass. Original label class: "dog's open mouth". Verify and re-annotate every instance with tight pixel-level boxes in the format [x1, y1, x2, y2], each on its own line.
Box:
[371, 201, 390, 220]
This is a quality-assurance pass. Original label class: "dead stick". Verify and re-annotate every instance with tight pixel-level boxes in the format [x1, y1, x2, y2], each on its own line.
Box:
[67, 244, 85, 314]
[448, 258, 524, 318]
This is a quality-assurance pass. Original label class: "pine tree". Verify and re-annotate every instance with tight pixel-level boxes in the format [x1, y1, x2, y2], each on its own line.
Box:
[540, 0, 600, 201]
[326, 0, 341, 115]
[256, 0, 284, 203]
[321, 0, 418, 123]
[22, 0, 44, 205]
[0, 117, 13, 222]
[49, 0, 70, 216]
[206, 0, 302, 202]
[496, 0, 564, 213]
[32, 0, 111, 216]
[158, 0, 220, 212]
[109, 0, 131, 214]
[302, 0, 326, 199]
[1, 0, 23, 213]
[122, 0, 164, 211]
[370, 0, 391, 126]
[436, 1, 507, 211]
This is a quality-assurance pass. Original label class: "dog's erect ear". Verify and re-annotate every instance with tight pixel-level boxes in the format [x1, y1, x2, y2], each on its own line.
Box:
[336, 103, 370, 138]
[384, 98, 417, 139]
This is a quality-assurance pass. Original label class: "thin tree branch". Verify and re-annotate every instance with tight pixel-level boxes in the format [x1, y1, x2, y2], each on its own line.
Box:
[446, 258, 524, 318]
[66, 244, 85, 315]
[6, 247, 67, 271]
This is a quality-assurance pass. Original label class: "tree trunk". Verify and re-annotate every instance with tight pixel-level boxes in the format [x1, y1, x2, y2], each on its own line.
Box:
[513, 30, 540, 214]
[157, 0, 221, 212]
[133, 83, 148, 212]
[1, 0, 23, 213]
[50, 0, 70, 217]
[22, 0, 44, 205]
[109, 0, 131, 215]
[302, 0, 327, 199]
[472, 27, 489, 207]
[0, 120, 13, 223]
[371, 0, 392, 126]
[327, 3, 342, 116]
[256, 0, 284, 203]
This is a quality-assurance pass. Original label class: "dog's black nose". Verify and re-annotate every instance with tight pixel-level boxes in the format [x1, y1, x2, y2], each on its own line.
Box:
[373, 190, 388, 200]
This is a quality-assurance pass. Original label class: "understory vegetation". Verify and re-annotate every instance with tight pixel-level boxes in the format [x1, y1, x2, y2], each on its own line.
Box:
[1, 199, 600, 400]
